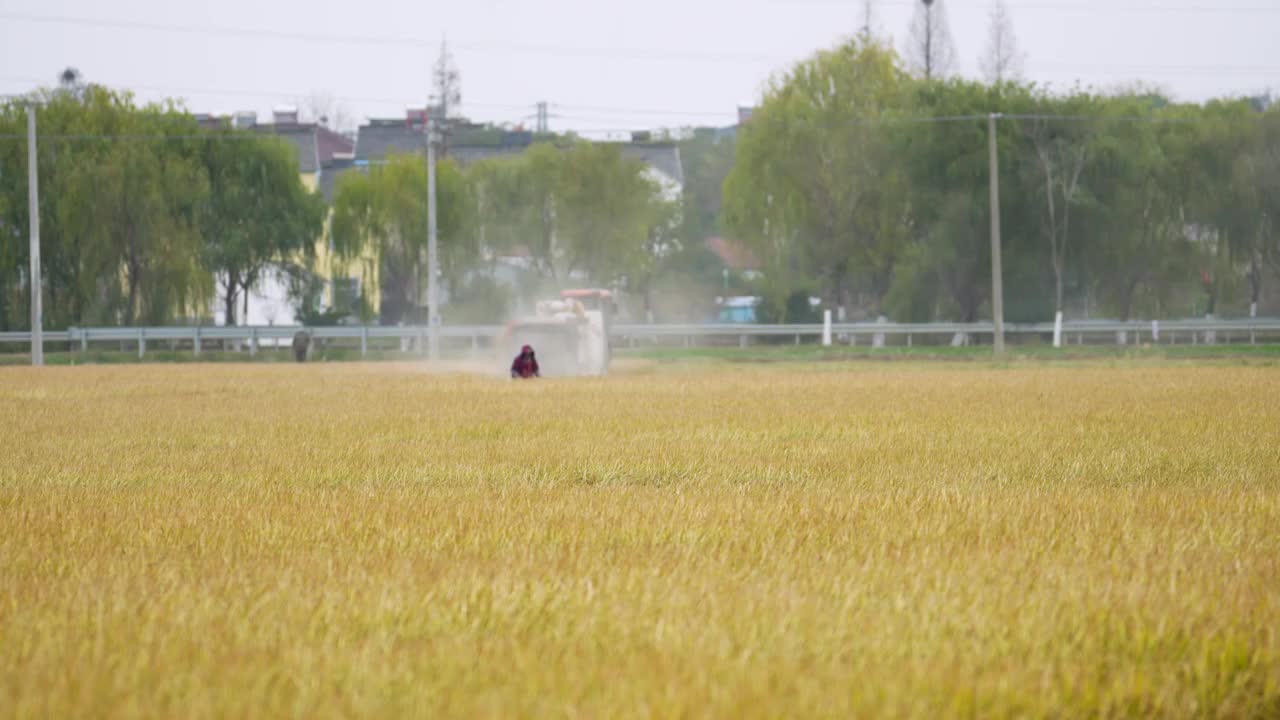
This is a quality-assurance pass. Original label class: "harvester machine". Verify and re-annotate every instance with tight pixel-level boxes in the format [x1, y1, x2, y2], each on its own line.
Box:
[500, 289, 616, 377]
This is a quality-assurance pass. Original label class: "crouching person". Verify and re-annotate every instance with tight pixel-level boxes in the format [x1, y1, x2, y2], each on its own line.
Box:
[511, 345, 540, 379]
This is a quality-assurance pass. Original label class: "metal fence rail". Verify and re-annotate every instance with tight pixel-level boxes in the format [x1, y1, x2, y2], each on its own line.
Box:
[1, 318, 1278, 360]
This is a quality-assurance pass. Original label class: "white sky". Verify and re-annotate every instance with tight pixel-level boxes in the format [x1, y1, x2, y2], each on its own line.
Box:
[1, 0, 1277, 135]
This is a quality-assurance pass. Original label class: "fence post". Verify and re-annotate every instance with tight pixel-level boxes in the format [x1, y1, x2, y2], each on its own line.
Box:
[361, 326, 369, 358]
[1151, 321, 1159, 343]
[1053, 311, 1064, 348]
[81, 328, 88, 354]
[822, 310, 832, 347]
[138, 328, 145, 359]
[249, 327, 258, 357]
[471, 332, 479, 356]
[194, 327, 201, 357]
[739, 334, 747, 349]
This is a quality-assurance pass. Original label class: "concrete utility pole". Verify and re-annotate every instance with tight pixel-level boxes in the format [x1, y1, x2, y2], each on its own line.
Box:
[27, 105, 43, 366]
[988, 112, 1006, 355]
[426, 113, 441, 361]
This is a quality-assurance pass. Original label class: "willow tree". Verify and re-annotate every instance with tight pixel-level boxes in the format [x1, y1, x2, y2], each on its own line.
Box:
[330, 153, 473, 324]
[199, 131, 326, 326]
[0, 86, 212, 327]
[469, 142, 562, 278]
[724, 36, 911, 320]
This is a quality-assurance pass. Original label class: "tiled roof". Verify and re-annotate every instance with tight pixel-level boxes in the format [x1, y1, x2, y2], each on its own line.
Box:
[316, 126, 354, 166]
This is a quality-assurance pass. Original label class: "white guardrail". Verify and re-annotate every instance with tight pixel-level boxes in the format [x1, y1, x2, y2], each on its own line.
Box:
[0, 318, 1278, 358]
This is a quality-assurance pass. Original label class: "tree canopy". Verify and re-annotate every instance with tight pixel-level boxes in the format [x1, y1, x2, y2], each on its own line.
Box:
[0, 85, 323, 330]
[724, 36, 1280, 323]
[4, 57, 1279, 331]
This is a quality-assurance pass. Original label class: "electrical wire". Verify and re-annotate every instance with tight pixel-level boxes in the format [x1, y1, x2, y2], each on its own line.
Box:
[7, 7, 1279, 68]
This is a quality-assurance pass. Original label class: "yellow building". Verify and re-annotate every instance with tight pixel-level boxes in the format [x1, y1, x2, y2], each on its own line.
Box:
[255, 109, 381, 322]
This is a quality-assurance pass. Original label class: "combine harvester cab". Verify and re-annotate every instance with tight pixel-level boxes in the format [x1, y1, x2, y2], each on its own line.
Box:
[501, 289, 615, 377]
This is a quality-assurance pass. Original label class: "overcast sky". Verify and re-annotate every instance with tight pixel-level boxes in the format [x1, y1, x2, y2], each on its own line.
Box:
[2, 0, 1277, 135]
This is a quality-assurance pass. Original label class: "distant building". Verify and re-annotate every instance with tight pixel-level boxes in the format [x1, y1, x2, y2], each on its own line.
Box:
[702, 105, 755, 144]
[353, 109, 685, 196]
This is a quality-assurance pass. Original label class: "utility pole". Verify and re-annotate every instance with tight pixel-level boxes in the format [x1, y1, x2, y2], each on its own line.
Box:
[988, 112, 1005, 355]
[535, 101, 549, 134]
[426, 113, 440, 361]
[27, 104, 43, 367]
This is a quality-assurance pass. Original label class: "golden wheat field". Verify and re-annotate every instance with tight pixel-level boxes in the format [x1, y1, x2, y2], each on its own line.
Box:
[2, 360, 1279, 718]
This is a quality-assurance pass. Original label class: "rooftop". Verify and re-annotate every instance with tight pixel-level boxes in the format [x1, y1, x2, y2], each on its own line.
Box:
[195, 110, 354, 176]
[354, 112, 684, 187]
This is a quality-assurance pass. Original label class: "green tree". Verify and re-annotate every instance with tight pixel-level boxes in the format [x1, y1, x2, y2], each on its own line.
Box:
[677, 127, 736, 246]
[1023, 91, 1105, 316]
[555, 142, 659, 286]
[724, 35, 911, 320]
[1079, 99, 1200, 319]
[469, 141, 669, 295]
[1247, 109, 1280, 296]
[331, 153, 473, 325]
[199, 130, 326, 325]
[469, 142, 560, 278]
[0, 86, 211, 327]
[1203, 102, 1280, 316]
[888, 79, 1038, 322]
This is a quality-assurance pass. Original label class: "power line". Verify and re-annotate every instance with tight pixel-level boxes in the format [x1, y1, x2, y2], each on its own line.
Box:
[1029, 62, 1280, 77]
[553, 104, 738, 118]
[0, 75, 538, 112]
[0, 11, 435, 49]
[4, 8, 1279, 74]
[0, 11, 782, 64]
[800, 0, 1280, 12]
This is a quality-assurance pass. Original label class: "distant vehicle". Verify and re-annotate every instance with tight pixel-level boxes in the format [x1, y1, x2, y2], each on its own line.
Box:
[500, 289, 615, 376]
[716, 296, 760, 324]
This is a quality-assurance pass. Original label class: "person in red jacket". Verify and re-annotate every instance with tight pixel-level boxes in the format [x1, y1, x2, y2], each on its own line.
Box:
[510, 345, 540, 379]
